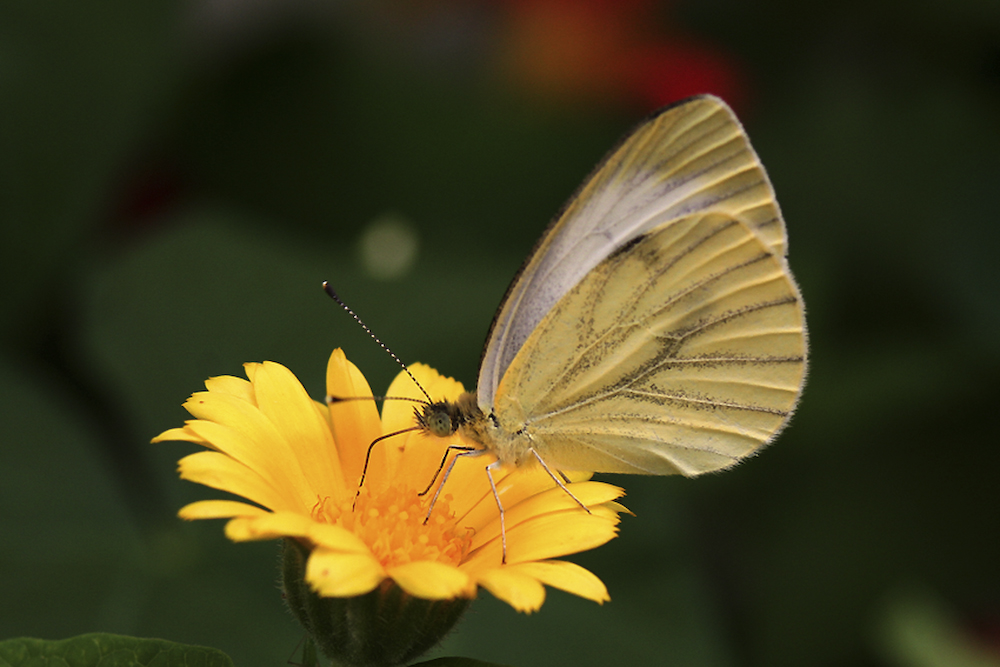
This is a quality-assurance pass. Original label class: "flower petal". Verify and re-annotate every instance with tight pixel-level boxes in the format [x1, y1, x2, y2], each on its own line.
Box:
[221, 511, 369, 556]
[326, 349, 383, 492]
[306, 522, 372, 554]
[385, 431, 491, 509]
[183, 419, 305, 510]
[507, 560, 609, 604]
[388, 561, 472, 600]
[382, 363, 465, 433]
[506, 512, 619, 564]
[435, 455, 588, 528]
[224, 511, 316, 541]
[604, 500, 632, 516]
[307, 548, 386, 597]
[178, 451, 288, 511]
[152, 425, 206, 445]
[441, 458, 597, 528]
[462, 477, 623, 537]
[476, 567, 546, 613]
[243, 362, 261, 383]
[178, 499, 266, 520]
[204, 374, 254, 402]
[463, 511, 620, 570]
[253, 361, 347, 501]
[383, 365, 472, 491]
[368, 365, 442, 495]
[181, 384, 318, 508]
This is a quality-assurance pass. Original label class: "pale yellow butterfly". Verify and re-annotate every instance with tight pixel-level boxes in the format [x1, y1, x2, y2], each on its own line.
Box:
[412, 95, 807, 557]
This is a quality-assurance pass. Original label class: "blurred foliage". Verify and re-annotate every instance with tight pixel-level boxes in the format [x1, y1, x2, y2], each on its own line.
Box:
[0, 634, 235, 667]
[1, 1, 999, 666]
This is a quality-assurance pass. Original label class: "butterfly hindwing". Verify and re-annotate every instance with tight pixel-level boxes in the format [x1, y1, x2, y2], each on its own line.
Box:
[491, 211, 806, 475]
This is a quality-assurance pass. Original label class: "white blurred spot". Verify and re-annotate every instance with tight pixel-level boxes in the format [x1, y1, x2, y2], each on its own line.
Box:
[357, 212, 420, 281]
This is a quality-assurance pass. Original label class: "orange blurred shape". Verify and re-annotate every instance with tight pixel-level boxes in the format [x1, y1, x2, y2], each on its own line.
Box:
[495, 0, 744, 111]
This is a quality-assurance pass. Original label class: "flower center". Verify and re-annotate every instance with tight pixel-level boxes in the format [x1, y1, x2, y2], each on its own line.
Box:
[311, 487, 471, 569]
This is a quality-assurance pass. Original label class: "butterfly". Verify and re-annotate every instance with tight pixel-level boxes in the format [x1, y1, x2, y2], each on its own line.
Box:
[341, 95, 807, 559]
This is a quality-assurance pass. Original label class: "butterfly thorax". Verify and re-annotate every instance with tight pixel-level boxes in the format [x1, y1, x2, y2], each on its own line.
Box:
[417, 392, 531, 466]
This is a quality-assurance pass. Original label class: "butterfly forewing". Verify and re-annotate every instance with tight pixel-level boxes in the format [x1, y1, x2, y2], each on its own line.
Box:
[478, 95, 789, 410]
[491, 212, 806, 476]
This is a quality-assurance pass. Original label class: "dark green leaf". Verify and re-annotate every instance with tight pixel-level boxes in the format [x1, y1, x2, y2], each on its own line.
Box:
[0, 634, 234, 667]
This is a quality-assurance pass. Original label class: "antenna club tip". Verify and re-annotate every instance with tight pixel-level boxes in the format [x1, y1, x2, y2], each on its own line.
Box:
[322, 282, 341, 302]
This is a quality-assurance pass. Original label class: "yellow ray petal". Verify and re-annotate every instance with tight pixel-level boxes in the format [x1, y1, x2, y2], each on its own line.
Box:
[310, 398, 332, 432]
[381, 363, 465, 433]
[388, 432, 494, 511]
[204, 374, 254, 402]
[379, 366, 491, 503]
[178, 450, 292, 512]
[476, 567, 546, 613]
[447, 456, 574, 524]
[508, 560, 609, 604]
[387, 561, 472, 600]
[183, 388, 272, 436]
[178, 499, 266, 520]
[589, 504, 626, 522]
[371, 365, 447, 493]
[253, 361, 346, 501]
[505, 513, 620, 565]
[220, 511, 369, 555]
[151, 425, 206, 445]
[381, 367, 429, 432]
[463, 512, 619, 571]
[385, 429, 440, 491]
[242, 362, 261, 383]
[420, 366, 467, 404]
[326, 349, 383, 489]
[307, 548, 386, 597]
[505, 479, 624, 523]
[182, 386, 316, 505]
[463, 480, 624, 538]
[306, 522, 373, 554]
[222, 511, 315, 541]
[184, 418, 312, 509]
[604, 500, 632, 516]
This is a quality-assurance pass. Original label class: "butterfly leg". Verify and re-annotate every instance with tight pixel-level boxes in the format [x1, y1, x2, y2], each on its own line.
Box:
[530, 449, 591, 514]
[484, 458, 508, 564]
[419, 444, 479, 497]
[429, 455, 511, 564]
[422, 446, 484, 525]
[353, 426, 421, 510]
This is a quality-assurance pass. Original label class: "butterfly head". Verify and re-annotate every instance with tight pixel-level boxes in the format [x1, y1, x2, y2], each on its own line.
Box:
[416, 392, 486, 441]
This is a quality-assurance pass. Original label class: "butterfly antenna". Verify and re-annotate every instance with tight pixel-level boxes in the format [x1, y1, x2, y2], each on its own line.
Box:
[322, 281, 432, 403]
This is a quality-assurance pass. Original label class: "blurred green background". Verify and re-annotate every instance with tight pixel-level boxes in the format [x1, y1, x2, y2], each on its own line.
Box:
[2, 1, 999, 666]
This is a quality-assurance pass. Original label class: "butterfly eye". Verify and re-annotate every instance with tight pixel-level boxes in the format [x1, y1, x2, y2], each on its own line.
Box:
[423, 406, 453, 437]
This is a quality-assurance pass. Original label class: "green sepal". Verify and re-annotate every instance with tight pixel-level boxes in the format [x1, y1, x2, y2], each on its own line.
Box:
[281, 539, 471, 667]
[0, 634, 234, 667]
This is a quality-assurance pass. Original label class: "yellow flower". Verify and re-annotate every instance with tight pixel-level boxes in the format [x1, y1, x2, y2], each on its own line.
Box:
[154, 349, 626, 614]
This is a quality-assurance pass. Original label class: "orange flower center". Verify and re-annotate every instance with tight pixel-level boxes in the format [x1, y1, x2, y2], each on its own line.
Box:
[311, 487, 472, 569]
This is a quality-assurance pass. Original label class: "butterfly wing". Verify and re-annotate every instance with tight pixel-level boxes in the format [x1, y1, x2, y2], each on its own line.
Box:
[477, 95, 790, 411]
[490, 210, 806, 475]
